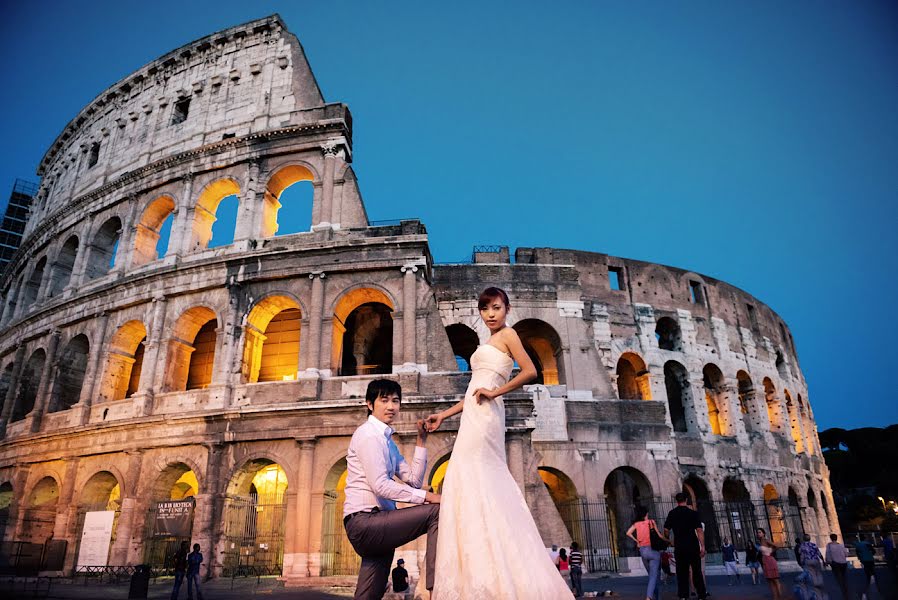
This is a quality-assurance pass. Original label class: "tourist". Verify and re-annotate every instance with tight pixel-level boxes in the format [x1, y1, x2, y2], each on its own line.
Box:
[854, 533, 880, 599]
[186, 543, 204, 600]
[660, 549, 673, 585]
[756, 528, 782, 600]
[569, 541, 584, 597]
[391, 558, 409, 597]
[721, 537, 740, 585]
[558, 547, 571, 587]
[664, 493, 707, 600]
[794, 537, 804, 568]
[170, 540, 189, 600]
[549, 543, 560, 569]
[744, 541, 761, 585]
[798, 534, 827, 600]
[627, 505, 667, 600]
[825, 533, 849, 600]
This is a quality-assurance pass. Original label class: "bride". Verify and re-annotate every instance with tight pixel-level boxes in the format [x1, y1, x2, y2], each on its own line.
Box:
[425, 287, 574, 599]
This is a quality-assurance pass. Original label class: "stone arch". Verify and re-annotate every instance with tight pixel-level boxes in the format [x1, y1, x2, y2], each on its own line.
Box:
[132, 195, 176, 266]
[513, 318, 565, 385]
[429, 452, 452, 494]
[538, 466, 579, 540]
[655, 316, 682, 351]
[763, 377, 784, 432]
[721, 478, 757, 548]
[331, 286, 395, 376]
[0, 362, 14, 416]
[48, 235, 78, 297]
[22, 255, 48, 307]
[663, 360, 691, 432]
[150, 461, 201, 502]
[445, 323, 478, 371]
[1, 274, 24, 324]
[164, 306, 218, 391]
[320, 457, 359, 576]
[798, 394, 816, 455]
[763, 484, 788, 546]
[703, 363, 730, 436]
[191, 177, 241, 251]
[604, 466, 654, 558]
[616, 351, 651, 400]
[22, 475, 59, 543]
[0, 481, 12, 536]
[12, 348, 46, 422]
[85, 216, 122, 280]
[98, 320, 147, 402]
[262, 163, 317, 237]
[784, 389, 805, 453]
[243, 294, 302, 383]
[683, 474, 722, 551]
[78, 470, 122, 511]
[736, 370, 755, 433]
[49, 333, 90, 412]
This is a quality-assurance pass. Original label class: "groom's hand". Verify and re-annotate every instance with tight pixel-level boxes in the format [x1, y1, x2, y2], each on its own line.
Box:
[424, 491, 441, 503]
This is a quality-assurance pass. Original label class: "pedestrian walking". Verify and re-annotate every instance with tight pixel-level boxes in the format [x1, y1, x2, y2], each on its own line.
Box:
[798, 533, 828, 600]
[627, 505, 668, 600]
[558, 547, 571, 587]
[663, 493, 706, 600]
[170, 540, 189, 600]
[855, 533, 881, 599]
[825, 533, 849, 600]
[569, 541, 584, 598]
[756, 528, 783, 600]
[186, 543, 204, 600]
[721, 537, 740, 585]
[745, 542, 761, 585]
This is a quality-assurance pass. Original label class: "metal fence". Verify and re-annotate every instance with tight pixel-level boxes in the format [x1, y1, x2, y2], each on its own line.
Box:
[0, 540, 67, 576]
[557, 497, 806, 572]
[221, 495, 287, 577]
[319, 492, 360, 576]
[141, 506, 192, 575]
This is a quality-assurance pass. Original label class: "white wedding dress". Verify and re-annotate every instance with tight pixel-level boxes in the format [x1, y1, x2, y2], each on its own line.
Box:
[433, 344, 574, 599]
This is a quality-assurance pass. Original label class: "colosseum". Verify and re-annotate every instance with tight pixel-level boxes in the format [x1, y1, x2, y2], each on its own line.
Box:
[0, 14, 838, 583]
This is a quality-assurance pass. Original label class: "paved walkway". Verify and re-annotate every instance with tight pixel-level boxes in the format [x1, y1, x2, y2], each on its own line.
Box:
[2, 569, 896, 599]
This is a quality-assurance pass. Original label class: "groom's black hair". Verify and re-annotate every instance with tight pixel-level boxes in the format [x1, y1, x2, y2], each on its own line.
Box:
[365, 379, 402, 416]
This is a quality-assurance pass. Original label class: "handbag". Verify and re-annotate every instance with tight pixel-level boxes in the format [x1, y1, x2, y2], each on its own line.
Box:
[649, 520, 669, 551]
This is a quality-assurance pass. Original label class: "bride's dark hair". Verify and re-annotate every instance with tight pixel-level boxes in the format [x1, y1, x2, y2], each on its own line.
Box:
[477, 287, 510, 310]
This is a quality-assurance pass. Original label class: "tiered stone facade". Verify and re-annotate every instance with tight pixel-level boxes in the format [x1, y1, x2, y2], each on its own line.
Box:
[0, 14, 837, 581]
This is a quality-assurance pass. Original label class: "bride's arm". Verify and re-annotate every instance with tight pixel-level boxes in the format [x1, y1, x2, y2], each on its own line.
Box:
[425, 400, 463, 432]
[474, 328, 537, 403]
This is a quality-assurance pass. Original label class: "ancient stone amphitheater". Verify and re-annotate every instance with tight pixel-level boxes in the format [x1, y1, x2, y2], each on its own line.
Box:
[0, 14, 838, 582]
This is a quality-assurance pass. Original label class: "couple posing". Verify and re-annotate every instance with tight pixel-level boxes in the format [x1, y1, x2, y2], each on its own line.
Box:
[343, 287, 574, 599]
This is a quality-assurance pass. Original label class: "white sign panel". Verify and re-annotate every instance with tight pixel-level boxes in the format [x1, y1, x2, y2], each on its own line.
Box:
[77, 510, 115, 567]
[529, 385, 568, 442]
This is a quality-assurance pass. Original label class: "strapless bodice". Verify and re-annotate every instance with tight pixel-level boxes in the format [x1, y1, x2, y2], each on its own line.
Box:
[470, 344, 514, 380]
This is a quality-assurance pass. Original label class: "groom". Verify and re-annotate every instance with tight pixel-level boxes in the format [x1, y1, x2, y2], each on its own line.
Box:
[343, 379, 441, 599]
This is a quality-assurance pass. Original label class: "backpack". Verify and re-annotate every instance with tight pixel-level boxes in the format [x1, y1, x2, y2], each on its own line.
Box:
[649, 520, 669, 551]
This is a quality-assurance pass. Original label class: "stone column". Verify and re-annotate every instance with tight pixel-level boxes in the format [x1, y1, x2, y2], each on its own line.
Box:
[138, 296, 168, 413]
[171, 174, 195, 257]
[70, 215, 96, 290]
[30, 329, 61, 432]
[0, 344, 27, 437]
[199, 443, 226, 579]
[315, 143, 338, 229]
[219, 284, 244, 407]
[234, 160, 260, 242]
[110, 450, 143, 565]
[57, 457, 81, 573]
[111, 195, 140, 274]
[78, 312, 110, 425]
[289, 438, 317, 577]
[301, 272, 326, 376]
[400, 265, 418, 370]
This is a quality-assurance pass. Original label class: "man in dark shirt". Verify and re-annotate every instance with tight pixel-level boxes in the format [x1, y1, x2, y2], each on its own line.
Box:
[391, 558, 409, 596]
[664, 493, 707, 600]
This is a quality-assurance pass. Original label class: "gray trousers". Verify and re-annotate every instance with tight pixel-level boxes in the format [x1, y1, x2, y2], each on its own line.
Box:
[344, 504, 440, 600]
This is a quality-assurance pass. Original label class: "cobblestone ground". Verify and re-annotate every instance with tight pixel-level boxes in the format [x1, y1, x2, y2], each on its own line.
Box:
[2, 569, 895, 599]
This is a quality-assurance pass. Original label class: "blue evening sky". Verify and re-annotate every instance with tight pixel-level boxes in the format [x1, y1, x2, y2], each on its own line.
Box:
[1, 1, 896, 430]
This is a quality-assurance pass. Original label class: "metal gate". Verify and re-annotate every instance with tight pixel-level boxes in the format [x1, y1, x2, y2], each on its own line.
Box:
[142, 505, 192, 574]
[221, 495, 287, 576]
[319, 492, 360, 576]
[557, 498, 618, 573]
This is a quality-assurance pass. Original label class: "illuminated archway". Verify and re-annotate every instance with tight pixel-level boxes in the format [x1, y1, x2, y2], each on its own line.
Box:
[784, 390, 804, 453]
[22, 476, 58, 543]
[320, 458, 359, 576]
[763, 378, 784, 432]
[513, 319, 564, 385]
[98, 321, 147, 402]
[263, 164, 315, 237]
[539, 466, 579, 539]
[164, 307, 218, 391]
[143, 463, 199, 570]
[331, 288, 394, 376]
[132, 196, 175, 266]
[616, 352, 651, 400]
[736, 370, 755, 433]
[604, 467, 653, 558]
[73, 471, 122, 568]
[243, 296, 302, 383]
[190, 178, 241, 251]
[703, 363, 729, 435]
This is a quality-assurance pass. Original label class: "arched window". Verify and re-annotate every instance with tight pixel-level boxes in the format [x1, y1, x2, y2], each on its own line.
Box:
[49, 334, 90, 412]
[513, 319, 565, 385]
[655, 317, 682, 351]
[445, 324, 478, 371]
[243, 296, 302, 383]
[604, 467, 653, 558]
[331, 288, 395, 376]
[48, 236, 78, 297]
[784, 390, 804, 453]
[187, 321, 217, 389]
[663, 360, 690, 432]
[132, 196, 176, 266]
[798, 395, 816, 455]
[164, 307, 218, 391]
[22, 476, 58, 543]
[264, 164, 315, 236]
[763, 377, 784, 432]
[98, 321, 147, 402]
[12, 349, 46, 421]
[191, 179, 240, 251]
[85, 217, 122, 280]
[736, 370, 755, 433]
[616, 352, 651, 400]
[22, 256, 47, 307]
[775, 350, 789, 380]
[703, 364, 730, 435]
